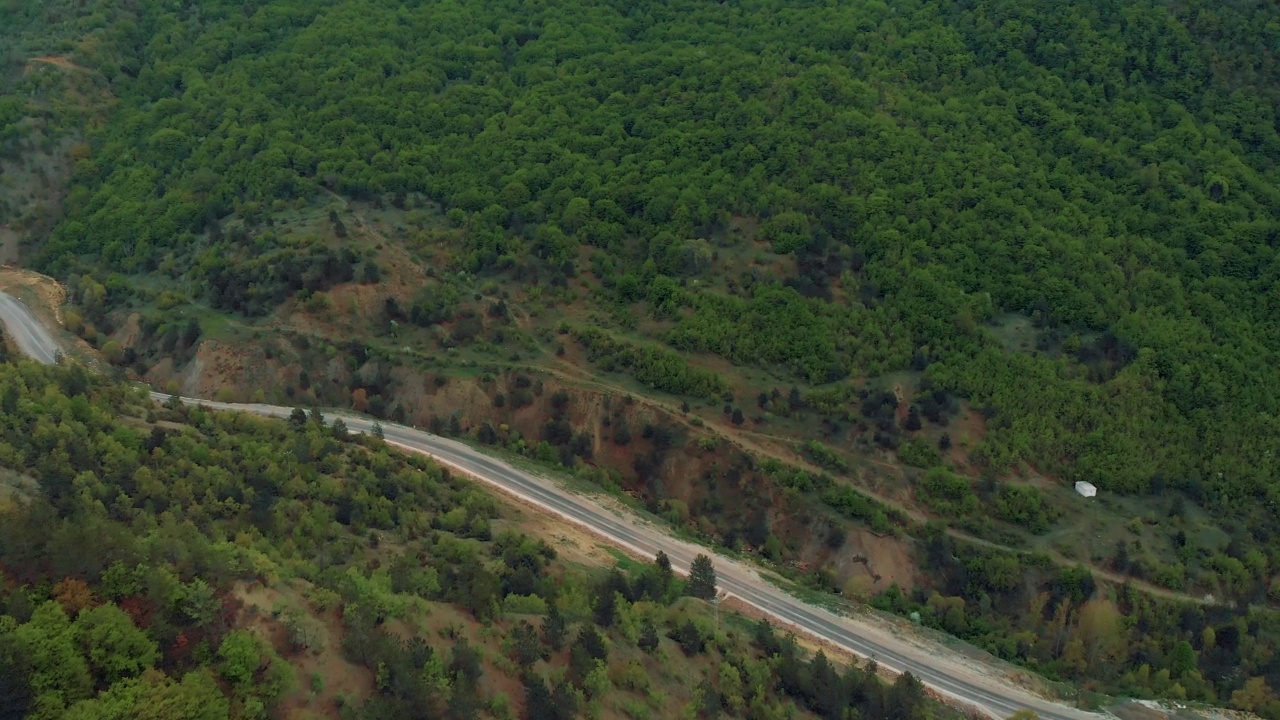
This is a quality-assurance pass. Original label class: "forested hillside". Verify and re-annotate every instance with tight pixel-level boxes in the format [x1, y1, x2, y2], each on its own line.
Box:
[26, 0, 1280, 512]
[0, 345, 945, 720]
[6, 0, 1280, 714]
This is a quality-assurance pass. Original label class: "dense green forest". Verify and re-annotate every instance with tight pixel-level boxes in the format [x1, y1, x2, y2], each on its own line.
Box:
[0, 345, 944, 720]
[7, 0, 1280, 713]
[22, 0, 1280, 528]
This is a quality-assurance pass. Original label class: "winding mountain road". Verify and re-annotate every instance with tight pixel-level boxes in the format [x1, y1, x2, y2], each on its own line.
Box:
[0, 289, 1102, 720]
[0, 291, 61, 364]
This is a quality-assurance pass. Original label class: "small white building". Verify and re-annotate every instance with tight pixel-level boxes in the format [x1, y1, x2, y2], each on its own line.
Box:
[1075, 481, 1097, 498]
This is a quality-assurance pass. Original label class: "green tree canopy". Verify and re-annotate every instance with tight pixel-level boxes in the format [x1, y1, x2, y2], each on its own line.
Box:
[687, 554, 718, 601]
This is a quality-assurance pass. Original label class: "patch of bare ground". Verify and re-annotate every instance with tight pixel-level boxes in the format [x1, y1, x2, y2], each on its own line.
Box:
[946, 408, 988, 468]
[168, 338, 312, 401]
[231, 580, 374, 720]
[405, 604, 532, 714]
[114, 415, 185, 435]
[0, 267, 68, 324]
[1021, 469, 1062, 492]
[110, 312, 142, 348]
[688, 347, 755, 383]
[549, 335, 594, 374]
[24, 56, 89, 74]
[412, 370, 499, 420]
[490, 493, 616, 569]
[143, 356, 181, 393]
[820, 525, 919, 594]
[893, 383, 909, 425]
[0, 267, 105, 368]
[727, 214, 759, 239]
[825, 273, 854, 305]
[279, 236, 426, 338]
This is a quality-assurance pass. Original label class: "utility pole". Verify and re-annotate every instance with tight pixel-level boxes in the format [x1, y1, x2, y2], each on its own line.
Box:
[712, 590, 727, 631]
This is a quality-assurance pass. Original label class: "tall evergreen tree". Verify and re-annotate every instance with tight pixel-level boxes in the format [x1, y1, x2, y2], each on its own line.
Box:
[523, 675, 553, 720]
[654, 551, 675, 599]
[542, 604, 566, 652]
[638, 621, 660, 653]
[510, 620, 542, 669]
[687, 554, 718, 600]
[550, 678, 579, 720]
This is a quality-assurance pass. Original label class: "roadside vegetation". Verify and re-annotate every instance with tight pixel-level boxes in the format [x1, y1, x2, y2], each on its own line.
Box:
[3, 0, 1280, 715]
[0, 344, 944, 720]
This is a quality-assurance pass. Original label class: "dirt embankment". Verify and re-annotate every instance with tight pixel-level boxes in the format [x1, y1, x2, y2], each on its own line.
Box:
[150, 324, 922, 595]
[0, 267, 67, 323]
[0, 267, 104, 368]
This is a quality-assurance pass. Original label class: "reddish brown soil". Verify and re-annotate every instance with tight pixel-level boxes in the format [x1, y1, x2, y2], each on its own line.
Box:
[945, 409, 988, 469]
[232, 581, 374, 720]
[146, 340, 278, 399]
[110, 313, 143, 348]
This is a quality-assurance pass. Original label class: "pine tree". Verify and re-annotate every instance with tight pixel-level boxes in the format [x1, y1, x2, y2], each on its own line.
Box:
[524, 675, 553, 720]
[687, 554, 717, 600]
[638, 621, 660, 653]
[603, 567, 634, 603]
[592, 586, 616, 627]
[510, 620, 542, 669]
[698, 677, 722, 718]
[888, 672, 926, 720]
[672, 620, 705, 656]
[542, 604, 566, 652]
[569, 627, 608, 686]
[654, 551, 674, 597]
[577, 626, 607, 661]
[753, 619, 779, 655]
[550, 679, 579, 720]
[810, 651, 843, 718]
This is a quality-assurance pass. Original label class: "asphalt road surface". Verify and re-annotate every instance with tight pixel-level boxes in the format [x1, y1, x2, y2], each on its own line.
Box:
[1, 289, 1102, 720]
[0, 290, 61, 364]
